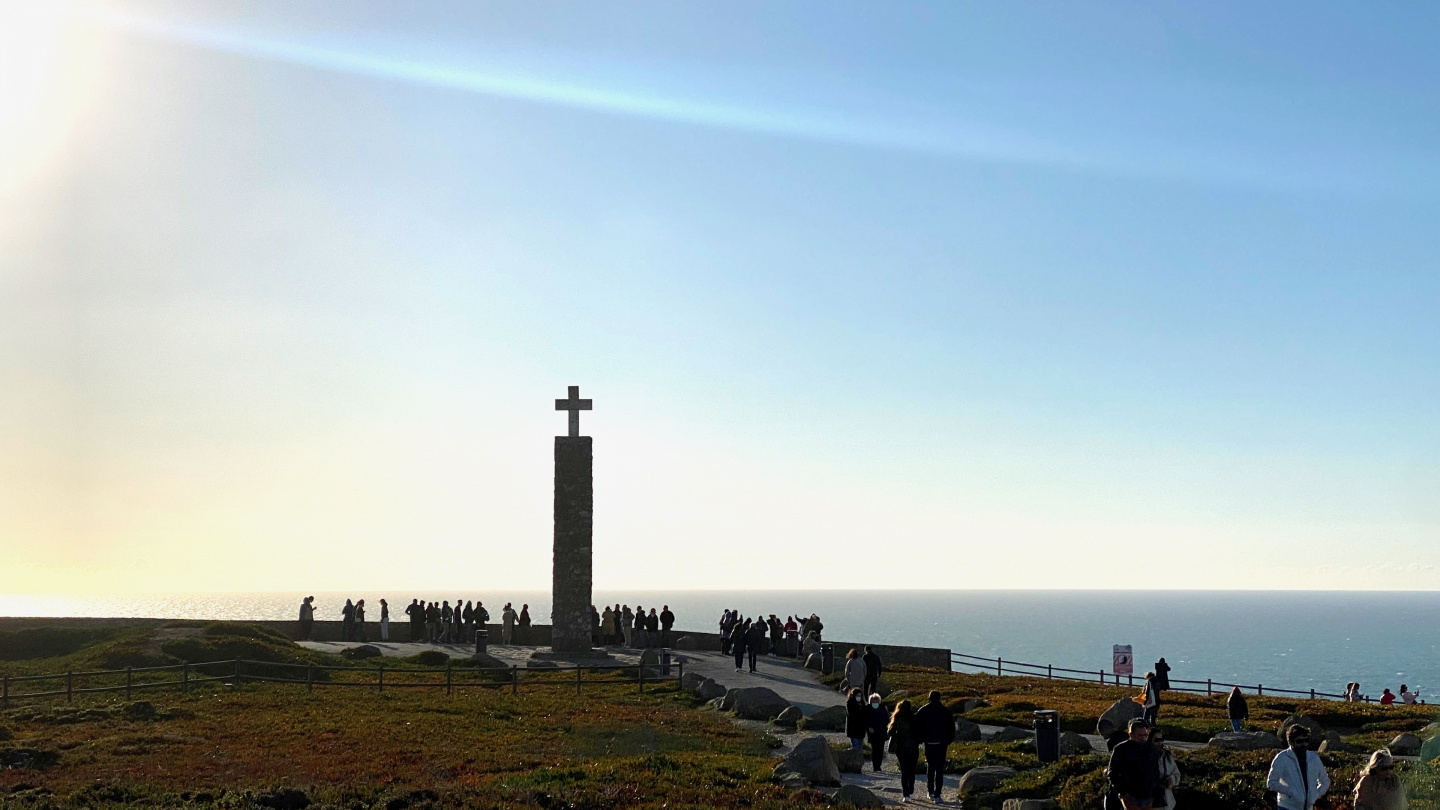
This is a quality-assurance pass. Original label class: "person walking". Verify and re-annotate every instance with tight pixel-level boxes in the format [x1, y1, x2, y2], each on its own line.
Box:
[866, 693, 889, 772]
[1151, 728, 1181, 809]
[1153, 657, 1172, 691]
[913, 690, 956, 803]
[298, 596, 315, 641]
[1107, 719, 1159, 810]
[354, 599, 367, 642]
[660, 605, 674, 647]
[745, 615, 766, 672]
[341, 599, 356, 642]
[863, 646, 884, 698]
[1353, 749, 1408, 810]
[379, 598, 390, 642]
[1140, 672, 1161, 727]
[845, 688, 868, 752]
[843, 648, 867, 694]
[501, 602, 517, 645]
[518, 604, 532, 645]
[1266, 726, 1330, 810]
[888, 699, 921, 803]
[732, 617, 748, 672]
[1227, 686, 1249, 732]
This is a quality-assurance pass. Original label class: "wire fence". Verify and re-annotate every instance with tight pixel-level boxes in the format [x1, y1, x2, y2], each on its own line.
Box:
[949, 651, 1372, 702]
[0, 656, 685, 708]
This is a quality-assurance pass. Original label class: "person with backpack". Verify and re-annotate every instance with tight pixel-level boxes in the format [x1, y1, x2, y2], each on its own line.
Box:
[1266, 726, 1330, 810]
[888, 699, 921, 802]
[913, 690, 956, 803]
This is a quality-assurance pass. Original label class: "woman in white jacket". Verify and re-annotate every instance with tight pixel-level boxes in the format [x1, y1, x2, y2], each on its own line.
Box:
[1150, 729, 1182, 808]
[1266, 727, 1330, 810]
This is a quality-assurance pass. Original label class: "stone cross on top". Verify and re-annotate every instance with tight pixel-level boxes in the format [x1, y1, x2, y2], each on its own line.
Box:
[555, 385, 592, 437]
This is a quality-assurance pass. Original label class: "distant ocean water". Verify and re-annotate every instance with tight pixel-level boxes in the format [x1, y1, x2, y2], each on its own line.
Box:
[4, 590, 1438, 699]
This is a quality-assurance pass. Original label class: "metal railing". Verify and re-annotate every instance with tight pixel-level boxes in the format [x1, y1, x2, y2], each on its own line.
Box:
[0, 656, 684, 708]
[950, 651, 1365, 702]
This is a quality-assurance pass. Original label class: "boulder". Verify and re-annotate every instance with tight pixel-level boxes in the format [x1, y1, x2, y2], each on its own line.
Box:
[639, 648, 662, 676]
[341, 645, 383, 660]
[775, 769, 809, 790]
[1318, 739, 1357, 754]
[727, 686, 793, 721]
[962, 698, 990, 713]
[958, 766, 1018, 796]
[1208, 731, 1282, 751]
[1058, 731, 1093, 756]
[955, 717, 983, 742]
[121, 701, 157, 721]
[988, 726, 1034, 743]
[1278, 715, 1325, 749]
[801, 705, 848, 732]
[674, 636, 698, 650]
[1422, 721, 1440, 735]
[1096, 698, 1144, 737]
[680, 672, 707, 692]
[777, 736, 842, 787]
[1420, 735, 1440, 764]
[835, 746, 864, 773]
[804, 654, 823, 671]
[696, 678, 727, 702]
[1390, 732, 1422, 756]
[830, 784, 882, 808]
[1003, 801, 1058, 810]
[773, 706, 804, 728]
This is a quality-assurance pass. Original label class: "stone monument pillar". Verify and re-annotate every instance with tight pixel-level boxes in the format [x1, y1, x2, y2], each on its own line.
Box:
[549, 385, 596, 655]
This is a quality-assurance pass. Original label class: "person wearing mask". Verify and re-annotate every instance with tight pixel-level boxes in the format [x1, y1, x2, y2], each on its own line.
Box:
[1266, 726, 1330, 810]
[501, 602, 517, 645]
[843, 649, 867, 695]
[863, 646, 884, 699]
[1227, 686, 1249, 732]
[845, 688, 868, 752]
[1106, 719, 1158, 810]
[1353, 748, 1408, 810]
[732, 617, 749, 673]
[783, 615, 799, 658]
[378, 598, 390, 642]
[354, 599, 367, 642]
[1151, 728, 1181, 809]
[518, 604, 532, 645]
[866, 693, 889, 772]
[298, 596, 315, 641]
[341, 599, 356, 642]
[1380, 689, 1397, 706]
[660, 605, 675, 647]
[1140, 672, 1161, 726]
[913, 690, 956, 803]
[1400, 685, 1420, 705]
[1153, 658, 1171, 691]
[888, 699, 921, 803]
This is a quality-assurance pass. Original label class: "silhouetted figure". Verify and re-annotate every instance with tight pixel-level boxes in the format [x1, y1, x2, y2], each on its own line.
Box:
[732, 617, 748, 672]
[379, 598, 390, 642]
[590, 604, 601, 646]
[298, 596, 315, 641]
[660, 605, 675, 647]
[863, 646, 884, 698]
[888, 700, 920, 801]
[406, 599, 422, 642]
[745, 616, 766, 672]
[502, 602, 517, 645]
[914, 690, 956, 802]
[867, 693, 889, 772]
[633, 605, 647, 648]
[1154, 657, 1172, 691]
[354, 599, 367, 642]
[425, 601, 441, 643]
[646, 608, 660, 648]
[341, 599, 356, 642]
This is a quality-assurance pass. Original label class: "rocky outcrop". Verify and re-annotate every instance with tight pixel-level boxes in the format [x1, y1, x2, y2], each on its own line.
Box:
[834, 746, 864, 774]
[773, 706, 804, 728]
[1058, 731, 1093, 756]
[1096, 698, 1144, 737]
[726, 686, 792, 721]
[1208, 731, 1282, 750]
[774, 736, 842, 787]
[830, 784, 882, 807]
[801, 705, 847, 731]
[956, 717, 983, 742]
[1390, 732, 1422, 756]
[958, 766, 1018, 796]
[680, 672, 707, 691]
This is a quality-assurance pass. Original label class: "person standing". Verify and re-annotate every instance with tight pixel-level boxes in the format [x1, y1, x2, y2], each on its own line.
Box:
[719, 609, 733, 655]
[1228, 687, 1249, 732]
[341, 599, 356, 642]
[601, 605, 614, 645]
[1153, 657, 1172, 691]
[843, 649, 867, 694]
[863, 646, 884, 698]
[379, 598, 390, 642]
[1107, 719, 1159, 810]
[646, 608, 660, 648]
[633, 605, 648, 649]
[1151, 728, 1181, 809]
[888, 700, 921, 803]
[731, 617, 749, 672]
[660, 605, 675, 647]
[767, 615, 783, 657]
[475, 600, 490, 635]
[298, 596, 315, 641]
[501, 602, 517, 645]
[784, 615, 799, 658]
[440, 601, 453, 642]
[405, 599, 421, 642]
[845, 688, 868, 752]
[745, 615, 766, 672]
[354, 599, 367, 642]
[914, 690, 956, 803]
[1267, 726, 1330, 810]
[518, 604, 531, 645]
[461, 601, 474, 642]
[866, 693, 889, 772]
[1140, 672, 1161, 727]
[590, 605, 601, 645]
[425, 601, 441, 643]
[622, 605, 635, 648]
[1353, 749, 1407, 810]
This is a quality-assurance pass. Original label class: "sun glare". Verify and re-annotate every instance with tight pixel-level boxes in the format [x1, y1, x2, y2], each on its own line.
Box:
[0, 3, 102, 187]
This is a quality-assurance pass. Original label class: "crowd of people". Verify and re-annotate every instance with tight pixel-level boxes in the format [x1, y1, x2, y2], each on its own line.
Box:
[716, 609, 825, 670]
[835, 687, 955, 803]
[593, 604, 675, 648]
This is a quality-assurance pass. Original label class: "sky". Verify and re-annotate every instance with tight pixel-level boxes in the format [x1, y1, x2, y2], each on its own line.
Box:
[1, 1, 1438, 594]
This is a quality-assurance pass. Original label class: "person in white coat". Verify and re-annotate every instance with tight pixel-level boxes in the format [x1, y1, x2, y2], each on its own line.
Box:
[1150, 729, 1182, 808]
[1266, 727, 1330, 810]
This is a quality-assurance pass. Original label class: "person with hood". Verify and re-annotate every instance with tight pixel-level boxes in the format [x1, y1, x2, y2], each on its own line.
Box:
[1266, 726, 1330, 810]
[298, 596, 315, 641]
[590, 604, 601, 645]
[784, 615, 799, 657]
[501, 602, 517, 645]
[1107, 719, 1158, 810]
[518, 604, 532, 644]
[845, 688, 868, 751]
[732, 617, 749, 672]
[354, 599, 367, 642]
[843, 648, 867, 694]
[888, 699, 921, 802]
[1150, 727, 1181, 809]
[1140, 672, 1161, 726]
[341, 599, 356, 642]
[1227, 686, 1249, 732]
[866, 693, 889, 772]
[1353, 748, 1408, 810]
[745, 615, 767, 672]
[1153, 658, 1171, 691]
[913, 690, 956, 803]
[863, 646, 884, 698]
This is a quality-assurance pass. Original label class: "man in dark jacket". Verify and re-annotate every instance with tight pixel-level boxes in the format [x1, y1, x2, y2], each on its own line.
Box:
[659, 606, 675, 647]
[862, 646, 884, 698]
[732, 618, 748, 672]
[913, 690, 956, 802]
[405, 598, 421, 642]
[1106, 719, 1159, 810]
[745, 617, 768, 672]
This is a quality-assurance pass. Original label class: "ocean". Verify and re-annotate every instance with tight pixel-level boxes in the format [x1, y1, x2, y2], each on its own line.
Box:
[3, 590, 1437, 698]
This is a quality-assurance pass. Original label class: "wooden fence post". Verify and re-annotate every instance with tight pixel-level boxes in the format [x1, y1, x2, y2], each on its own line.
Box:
[1099, 670, 1104, 685]
[1047, 665, 1052, 680]
[233, 660, 241, 691]
[182, 662, 189, 695]
[66, 671, 73, 702]
[1309, 689, 1315, 700]
[1206, 679, 1211, 697]
[997, 657, 1003, 676]
[576, 665, 582, 696]
[511, 665, 518, 694]
[446, 663, 452, 696]
[306, 664, 313, 693]
[126, 667, 133, 701]
[1258, 684, 1263, 696]
[378, 664, 384, 693]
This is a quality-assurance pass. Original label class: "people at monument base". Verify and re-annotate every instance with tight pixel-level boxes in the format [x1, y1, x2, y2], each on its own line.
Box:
[405, 599, 421, 642]
[590, 605, 602, 646]
[425, 602, 440, 643]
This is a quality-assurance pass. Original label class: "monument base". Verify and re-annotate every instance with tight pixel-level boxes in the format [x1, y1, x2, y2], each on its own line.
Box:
[529, 648, 612, 664]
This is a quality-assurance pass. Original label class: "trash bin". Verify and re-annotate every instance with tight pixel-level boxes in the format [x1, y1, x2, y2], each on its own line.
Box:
[475, 629, 488, 656]
[661, 649, 672, 676]
[1034, 710, 1060, 763]
[821, 643, 835, 675]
